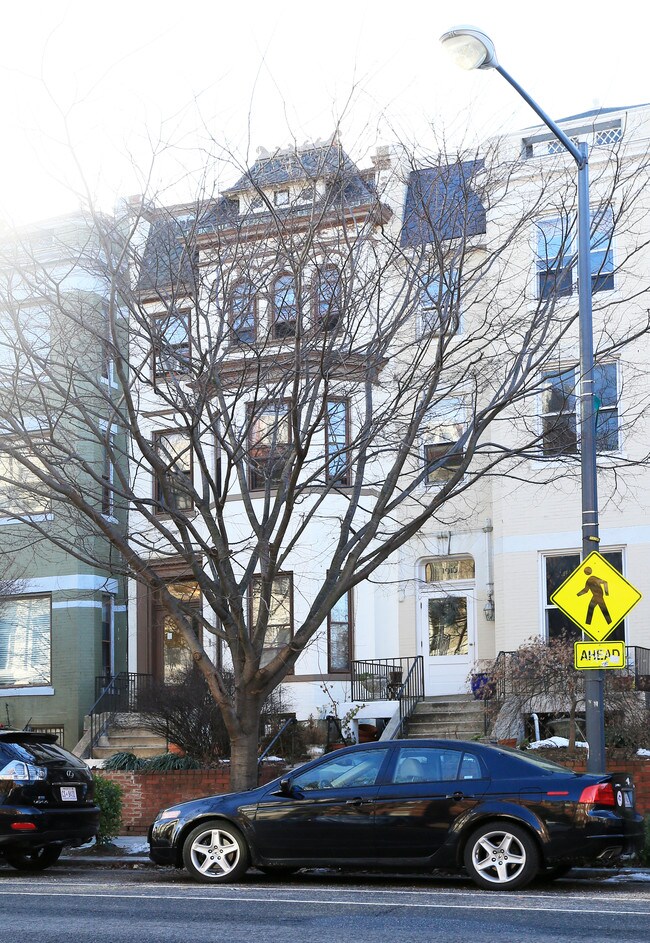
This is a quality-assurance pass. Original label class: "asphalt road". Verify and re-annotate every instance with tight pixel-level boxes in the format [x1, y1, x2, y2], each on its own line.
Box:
[1, 866, 649, 943]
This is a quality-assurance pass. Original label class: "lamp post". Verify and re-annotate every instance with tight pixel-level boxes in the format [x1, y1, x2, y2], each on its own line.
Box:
[440, 27, 606, 773]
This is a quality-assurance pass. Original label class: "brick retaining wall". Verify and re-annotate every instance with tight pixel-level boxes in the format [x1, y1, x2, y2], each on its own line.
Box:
[97, 756, 650, 836]
[98, 763, 288, 835]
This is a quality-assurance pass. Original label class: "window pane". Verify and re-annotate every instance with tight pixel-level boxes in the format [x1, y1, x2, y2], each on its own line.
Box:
[425, 558, 475, 582]
[329, 592, 351, 672]
[317, 266, 341, 326]
[274, 275, 297, 337]
[0, 447, 50, 516]
[0, 596, 51, 686]
[231, 281, 255, 343]
[393, 746, 481, 784]
[292, 748, 389, 791]
[249, 404, 290, 489]
[428, 597, 468, 656]
[326, 400, 348, 483]
[251, 575, 292, 667]
[542, 369, 577, 455]
[155, 431, 192, 511]
[425, 443, 464, 483]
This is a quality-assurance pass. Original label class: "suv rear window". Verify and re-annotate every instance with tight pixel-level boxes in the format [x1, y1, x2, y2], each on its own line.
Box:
[0, 738, 87, 769]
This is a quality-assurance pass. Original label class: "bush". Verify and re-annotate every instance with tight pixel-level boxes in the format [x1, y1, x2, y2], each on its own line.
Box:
[144, 753, 202, 771]
[103, 751, 145, 771]
[93, 774, 123, 845]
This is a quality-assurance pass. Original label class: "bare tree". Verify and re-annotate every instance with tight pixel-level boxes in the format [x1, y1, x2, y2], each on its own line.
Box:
[0, 124, 649, 787]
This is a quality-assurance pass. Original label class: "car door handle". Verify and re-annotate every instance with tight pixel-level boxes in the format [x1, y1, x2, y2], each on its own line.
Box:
[449, 791, 465, 801]
[345, 797, 366, 806]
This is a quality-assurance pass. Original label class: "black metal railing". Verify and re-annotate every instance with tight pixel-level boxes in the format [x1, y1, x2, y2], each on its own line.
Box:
[89, 672, 155, 757]
[258, 715, 297, 768]
[351, 657, 420, 702]
[627, 646, 650, 691]
[393, 656, 425, 739]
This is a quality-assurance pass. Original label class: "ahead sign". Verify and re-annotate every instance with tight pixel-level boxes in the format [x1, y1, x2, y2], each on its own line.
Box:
[550, 551, 642, 643]
[574, 640, 626, 670]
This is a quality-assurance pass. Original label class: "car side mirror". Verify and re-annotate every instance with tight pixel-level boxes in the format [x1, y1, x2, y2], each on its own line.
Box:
[279, 777, 293, 797]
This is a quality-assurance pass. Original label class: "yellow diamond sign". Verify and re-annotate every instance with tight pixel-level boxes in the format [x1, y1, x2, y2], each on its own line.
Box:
[550, 551, 642, 643]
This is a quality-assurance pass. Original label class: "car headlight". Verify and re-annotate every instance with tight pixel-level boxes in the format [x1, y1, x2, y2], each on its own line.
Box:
[158, 808, 181, 821]
[0, 761, 47, 781]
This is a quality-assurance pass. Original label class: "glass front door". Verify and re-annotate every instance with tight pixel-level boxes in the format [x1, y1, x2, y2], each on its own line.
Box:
[420, 591, 475, 696]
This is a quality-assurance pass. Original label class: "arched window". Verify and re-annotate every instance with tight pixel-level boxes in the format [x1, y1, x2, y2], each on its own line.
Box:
[229, 280, 256, 344]
[273, 273, 298, 338]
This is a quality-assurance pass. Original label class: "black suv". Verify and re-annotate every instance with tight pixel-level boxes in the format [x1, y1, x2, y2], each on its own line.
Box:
[0, 730, 99, 870]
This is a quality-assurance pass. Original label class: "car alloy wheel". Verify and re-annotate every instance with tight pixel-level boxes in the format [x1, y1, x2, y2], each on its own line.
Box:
[464, 822, 539, 891]
[5, 846, 62, 872]
[182, 821, 249, 883]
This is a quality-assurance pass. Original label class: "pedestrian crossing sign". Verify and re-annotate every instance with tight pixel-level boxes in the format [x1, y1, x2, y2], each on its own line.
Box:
[550, 551, 642, 643]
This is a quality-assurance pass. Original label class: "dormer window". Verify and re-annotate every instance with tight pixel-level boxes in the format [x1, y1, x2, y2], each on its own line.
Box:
[274, 189, 290, 207]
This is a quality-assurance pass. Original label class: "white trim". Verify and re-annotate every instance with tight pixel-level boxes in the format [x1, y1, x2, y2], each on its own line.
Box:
[16, 576, 118, 594]
[0, 686, 54, 697]
[0, 514, 53, 526]
[52, 600, 102, 610]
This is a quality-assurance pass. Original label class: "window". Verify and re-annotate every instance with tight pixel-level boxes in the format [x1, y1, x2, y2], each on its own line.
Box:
[425, 558, 475, 582]
[419, 271, 460, 336]
[392, 746, 483, 783]
[274, 189, 290, 207]
[153, 309, 190, 375]
[590, 208, 615, 293]
[101, 594, 113, 680]
[536, 211, 614, 299]
[153, 430, 193, 511]
[596, 127, 622, 147]
[0, 444, 50, 518]
[325, 400, 349, 485]
[423, 398, 465, 485]
[229, 281, 256, 344]
[536, 217, 574, 299]
[315, 265, 342, 329]
[545, 551, 625, 643]
[0, 595, 51, 687]
[541, 363, 619, 456]
[328, 591, 352, 673]
[251, 574, 293, 668]
[291, 747, 389, 791]
[248, 403, 291, 490]
[428, 597, 468, 656]
[273, 274, 298, 338]
[101, 428, 115, 517]
[153, 579, 201, 683]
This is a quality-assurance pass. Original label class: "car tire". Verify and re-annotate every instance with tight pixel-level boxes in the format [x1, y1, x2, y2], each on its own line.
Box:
[5, 846, 62, 872]
[464, 822, 539, 891]
[182, 820, 250, 883]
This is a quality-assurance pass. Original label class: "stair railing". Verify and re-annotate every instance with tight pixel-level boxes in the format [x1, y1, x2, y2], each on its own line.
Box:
[391, 656, 425, 739]
[88, 672, 154, 758]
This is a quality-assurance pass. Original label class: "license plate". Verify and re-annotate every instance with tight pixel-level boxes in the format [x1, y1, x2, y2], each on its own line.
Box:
[615, 788, 633, 809]
[60, 786, 77, 802]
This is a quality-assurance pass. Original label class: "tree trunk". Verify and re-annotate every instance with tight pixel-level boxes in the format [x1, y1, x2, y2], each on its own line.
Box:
[229, 732, 262, 792]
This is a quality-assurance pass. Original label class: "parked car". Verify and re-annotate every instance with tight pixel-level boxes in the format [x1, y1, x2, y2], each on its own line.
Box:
[0, 730, 99, 870]
[148, 738, 643, 890]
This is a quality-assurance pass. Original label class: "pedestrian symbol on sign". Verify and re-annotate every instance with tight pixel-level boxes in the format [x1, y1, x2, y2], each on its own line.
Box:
[576, 567, 611, 626]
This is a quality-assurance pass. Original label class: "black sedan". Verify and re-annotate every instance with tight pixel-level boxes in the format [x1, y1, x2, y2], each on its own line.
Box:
[148, 739, 643, 890]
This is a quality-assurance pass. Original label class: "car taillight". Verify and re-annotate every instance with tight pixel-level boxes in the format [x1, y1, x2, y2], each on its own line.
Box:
[579, 782, 615, 806]
[0, 761, 47, 782]
[10, 822, 36, 831]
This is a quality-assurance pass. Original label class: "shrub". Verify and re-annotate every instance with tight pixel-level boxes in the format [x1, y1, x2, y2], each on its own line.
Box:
[93, 774, 123, 845]
[103, 751, 145, 771]
[144, 753, 202, 771]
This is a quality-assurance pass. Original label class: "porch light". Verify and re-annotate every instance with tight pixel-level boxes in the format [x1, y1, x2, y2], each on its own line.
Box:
[483, 593, 495, 622]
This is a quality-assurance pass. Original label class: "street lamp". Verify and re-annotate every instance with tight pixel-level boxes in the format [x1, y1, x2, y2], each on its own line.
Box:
[440, 26, 606, 773]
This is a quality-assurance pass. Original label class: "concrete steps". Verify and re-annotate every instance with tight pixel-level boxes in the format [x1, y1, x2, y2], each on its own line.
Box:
[92, 725, 169, 760]
[406, 695, 485, 741]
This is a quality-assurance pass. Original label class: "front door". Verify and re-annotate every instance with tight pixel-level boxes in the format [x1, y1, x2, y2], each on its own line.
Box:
[420, 590, 475, 696]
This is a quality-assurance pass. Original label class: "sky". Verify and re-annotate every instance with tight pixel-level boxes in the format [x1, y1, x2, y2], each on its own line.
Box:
[0, 0, 648, 224]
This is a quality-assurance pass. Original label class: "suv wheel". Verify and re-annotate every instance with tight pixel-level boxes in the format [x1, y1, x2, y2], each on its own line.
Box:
[464, 822, 539, 891]
[182, 821, 249, 883]
[5, 846, 63, 871]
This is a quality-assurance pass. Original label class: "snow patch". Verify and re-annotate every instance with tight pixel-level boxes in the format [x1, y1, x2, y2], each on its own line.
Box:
[527, 736, 589, 751]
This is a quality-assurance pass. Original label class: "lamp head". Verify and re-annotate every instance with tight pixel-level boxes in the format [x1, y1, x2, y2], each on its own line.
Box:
[440, 26, 499, 71]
